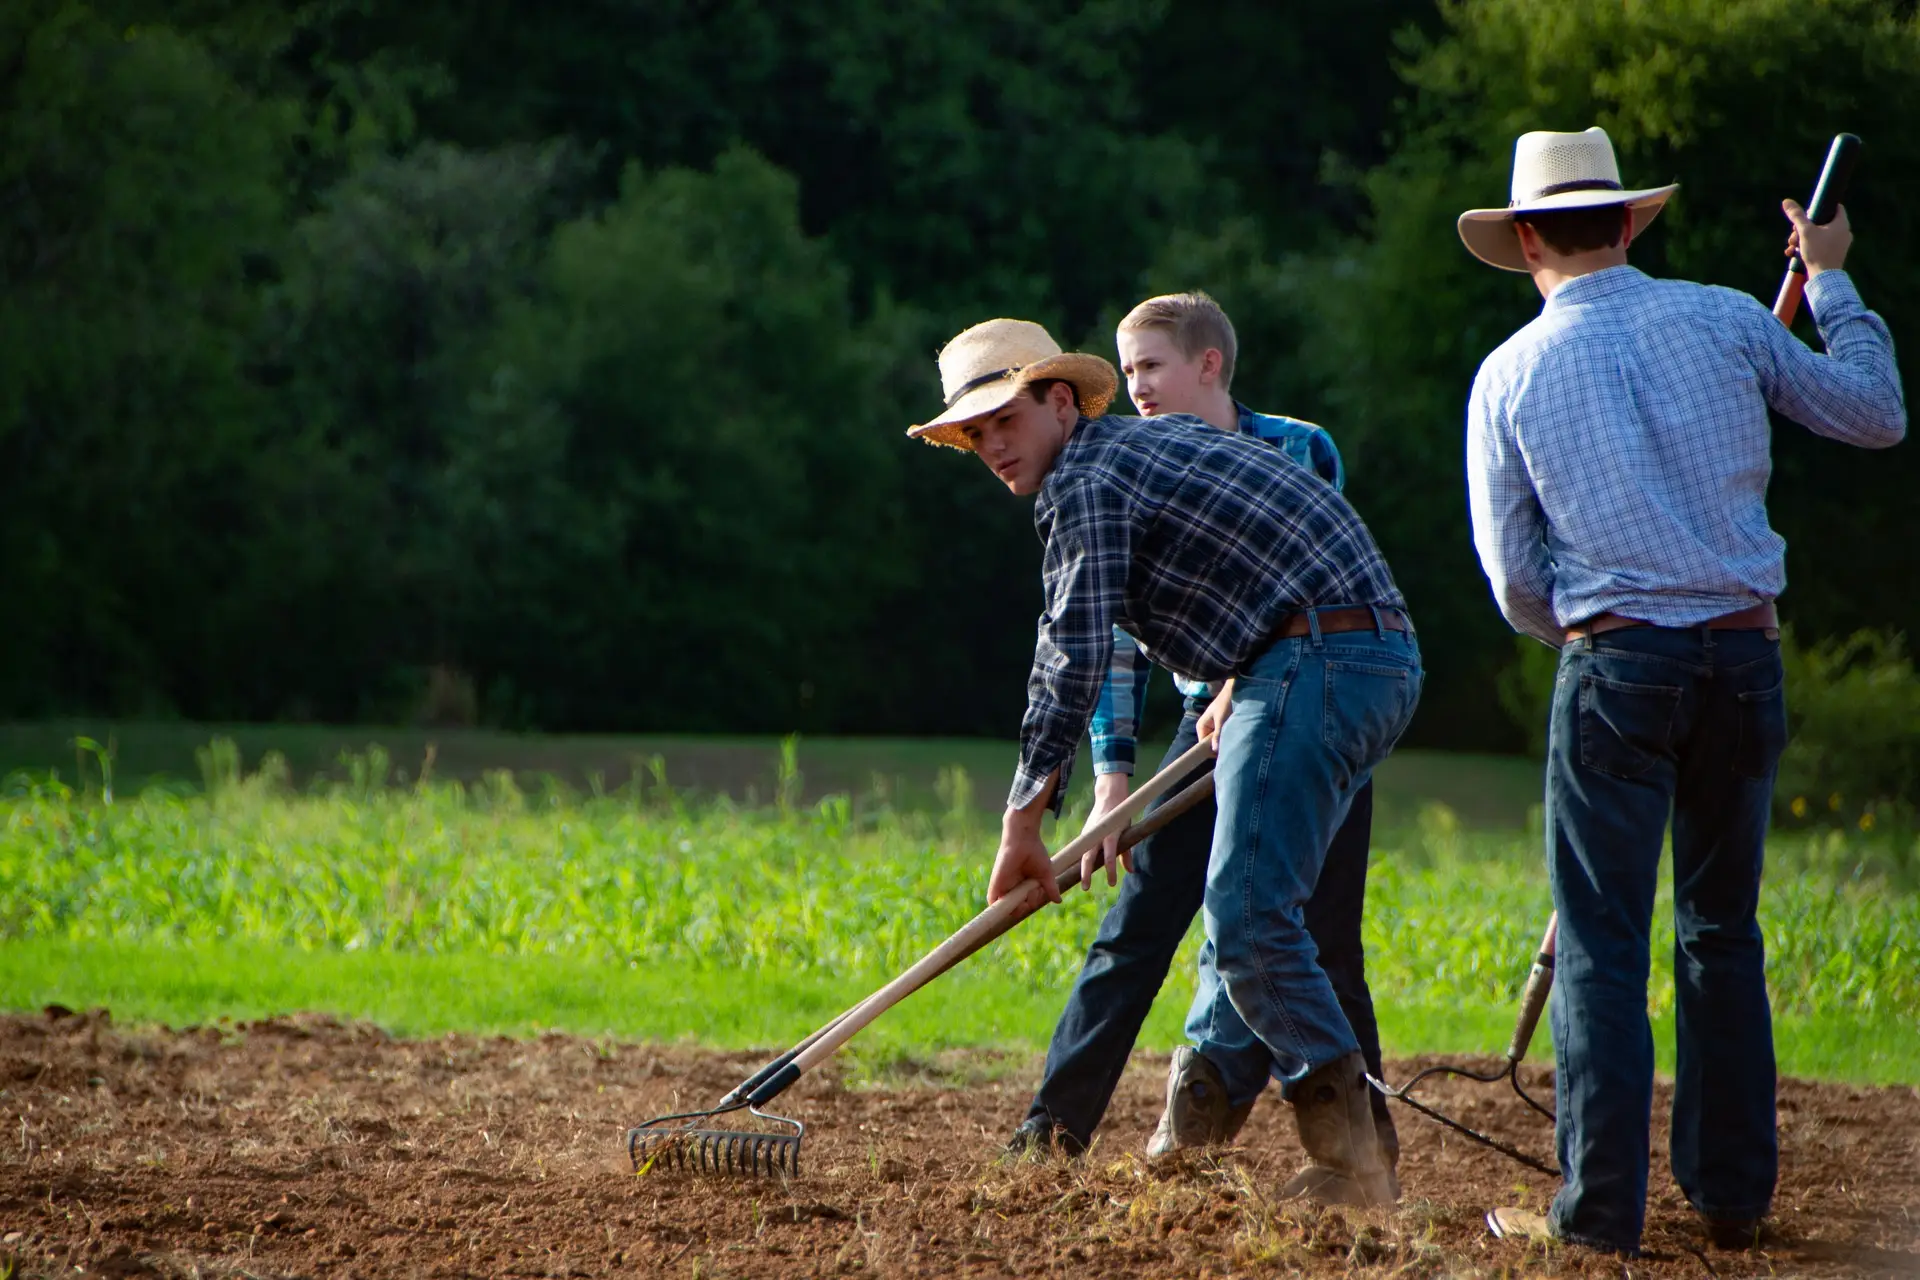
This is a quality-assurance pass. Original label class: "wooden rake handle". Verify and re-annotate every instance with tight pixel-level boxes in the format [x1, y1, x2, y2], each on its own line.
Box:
[742, 739, 1219, 1100]
[715, 759, 1216, 1109]
[1504, 913, 1558, 1064]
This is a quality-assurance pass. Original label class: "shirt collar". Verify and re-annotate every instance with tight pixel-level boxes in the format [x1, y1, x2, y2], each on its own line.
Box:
[1234, 402, 1257, 435]
[1543, 264, 1647, 312]
[1040, 416, 1097, 491]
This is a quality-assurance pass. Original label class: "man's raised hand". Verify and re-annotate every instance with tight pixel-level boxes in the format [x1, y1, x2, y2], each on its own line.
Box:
[1784, 198, 1852, 276]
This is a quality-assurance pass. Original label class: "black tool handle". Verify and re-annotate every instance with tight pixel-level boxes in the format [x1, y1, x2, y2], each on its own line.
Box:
[1773, 133, 1862, 324]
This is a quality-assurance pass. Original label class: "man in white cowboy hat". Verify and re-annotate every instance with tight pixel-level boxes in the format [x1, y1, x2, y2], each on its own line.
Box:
[909, 316, 1421, 1206]
[1459, 127, 1905, 1256]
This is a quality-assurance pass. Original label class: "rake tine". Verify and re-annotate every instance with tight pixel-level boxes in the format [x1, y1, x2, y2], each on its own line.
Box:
[629, 1101, 804, 1179]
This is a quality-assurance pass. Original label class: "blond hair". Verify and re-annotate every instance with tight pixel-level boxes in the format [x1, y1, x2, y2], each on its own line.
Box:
[1118, 291, 1238, 390]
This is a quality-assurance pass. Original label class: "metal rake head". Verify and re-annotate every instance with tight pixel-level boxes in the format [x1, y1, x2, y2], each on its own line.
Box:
[627, 1104, 805, 1177]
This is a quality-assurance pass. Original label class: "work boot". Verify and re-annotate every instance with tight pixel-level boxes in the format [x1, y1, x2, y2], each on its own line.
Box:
[1145, 1047, 1255, 1157]
[1486, 1206, 1553, 1242]
[1276, 1051, 1398, 1207]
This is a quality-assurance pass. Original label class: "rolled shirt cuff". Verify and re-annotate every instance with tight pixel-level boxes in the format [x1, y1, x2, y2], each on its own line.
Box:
[1089, 735, 1137, 776]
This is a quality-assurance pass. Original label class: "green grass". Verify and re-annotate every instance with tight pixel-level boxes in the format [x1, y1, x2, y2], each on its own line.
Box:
[5, 939, 1912, 1086]
[0, 720, 1546, 827]
[1, 737, 1914, 1084]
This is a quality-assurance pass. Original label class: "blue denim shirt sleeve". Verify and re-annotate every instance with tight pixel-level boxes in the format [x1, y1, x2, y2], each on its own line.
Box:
[1239, 406, 1346, 490]
[1308, 427, 1346, 491]
[1089, 626, 1153, 775]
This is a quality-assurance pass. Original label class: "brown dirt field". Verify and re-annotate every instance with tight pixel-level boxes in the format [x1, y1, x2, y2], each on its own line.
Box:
[1, 1008, 1915, 1279]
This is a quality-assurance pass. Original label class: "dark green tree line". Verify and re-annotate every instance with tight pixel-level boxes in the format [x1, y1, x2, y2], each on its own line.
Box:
[4, 0, 1914, 749]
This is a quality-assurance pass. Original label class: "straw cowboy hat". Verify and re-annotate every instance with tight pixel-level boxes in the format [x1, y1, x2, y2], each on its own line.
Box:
[1458, 127, 1678, 272]
[908, 318, 1118, 450]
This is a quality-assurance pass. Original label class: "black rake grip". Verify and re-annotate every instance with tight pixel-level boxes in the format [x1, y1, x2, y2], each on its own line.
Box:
[1787, 132, 1862, 276]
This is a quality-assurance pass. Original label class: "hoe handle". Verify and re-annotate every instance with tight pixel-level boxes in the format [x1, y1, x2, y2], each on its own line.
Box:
[942, 766, 1215, 968]
[748, 739, 1219, 1103]
[1773, 132, 1861, 326]
[1505, 913, 1558, 1064]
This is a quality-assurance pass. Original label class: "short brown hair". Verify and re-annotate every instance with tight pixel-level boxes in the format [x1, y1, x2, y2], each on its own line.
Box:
[1513, 204, 1629, 256]
[1024, 378, 1080, 412]
[1118, 291, 1238, 390]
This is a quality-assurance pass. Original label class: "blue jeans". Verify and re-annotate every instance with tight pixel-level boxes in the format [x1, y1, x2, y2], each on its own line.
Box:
[1022, 710, 1387, 1146]
[1545, 626, 1785, 1253]
[1197, 622, 1420, 1097]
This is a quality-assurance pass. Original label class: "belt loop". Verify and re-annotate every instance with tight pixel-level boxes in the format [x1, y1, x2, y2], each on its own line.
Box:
[1306, 607, 1324, 648]
[1369, 605, 1385, 640]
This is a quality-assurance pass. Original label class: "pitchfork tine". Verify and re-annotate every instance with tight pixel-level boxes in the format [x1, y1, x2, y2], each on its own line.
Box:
[1371, 913, 1561, 1176]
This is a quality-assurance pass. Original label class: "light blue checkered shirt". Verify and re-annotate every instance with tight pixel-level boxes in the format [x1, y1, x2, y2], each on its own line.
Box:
[1468, 267, 1905, 647]
[1088, 405, 1345, 775]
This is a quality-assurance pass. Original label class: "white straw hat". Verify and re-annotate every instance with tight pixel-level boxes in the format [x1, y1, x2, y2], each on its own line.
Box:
[1458, 127, 1678, 272]
[908, 318, 1118, 450]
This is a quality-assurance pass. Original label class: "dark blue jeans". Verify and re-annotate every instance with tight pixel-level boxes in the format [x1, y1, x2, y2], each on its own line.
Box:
[1022, 708, 1389, 1148]
[1545, 626, 1785, 1253]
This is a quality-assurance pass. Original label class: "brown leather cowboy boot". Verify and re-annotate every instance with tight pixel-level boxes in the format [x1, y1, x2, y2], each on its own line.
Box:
[1277, 1051, 1398, 1207]
[1145, 1047, 1255, 1156]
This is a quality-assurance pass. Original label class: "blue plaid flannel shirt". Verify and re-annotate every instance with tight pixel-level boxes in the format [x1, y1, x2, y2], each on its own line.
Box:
[1013, 413, 1399, 811]
[1088, 404, 1347, 776]
[1468, 267, 1905, 646]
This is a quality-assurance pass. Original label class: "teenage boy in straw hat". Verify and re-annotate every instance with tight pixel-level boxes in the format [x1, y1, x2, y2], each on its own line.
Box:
[1002, 292, 1399, 1187]
[1457, 127, 1905, 1255]
[908, 316, 1420, 1206]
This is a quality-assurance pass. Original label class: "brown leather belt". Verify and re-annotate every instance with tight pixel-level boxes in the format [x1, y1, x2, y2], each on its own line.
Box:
[1271, 606, 1412, 640]
[1564, 601, 1779, 643]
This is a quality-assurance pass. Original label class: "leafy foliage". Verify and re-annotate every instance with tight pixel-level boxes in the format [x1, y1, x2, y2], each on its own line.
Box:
[3, 750, 1914, 1021]
[1777, 628, 1920, 829]
[2, 0, 1916, 749]
[0, 0, 292, 715]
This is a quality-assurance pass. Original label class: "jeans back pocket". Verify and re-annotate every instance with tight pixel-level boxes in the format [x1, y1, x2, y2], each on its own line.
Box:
[1323, 659, 1417, 776]
[1733, 676, 1788, 780]
[1579, 672, 1682, 779]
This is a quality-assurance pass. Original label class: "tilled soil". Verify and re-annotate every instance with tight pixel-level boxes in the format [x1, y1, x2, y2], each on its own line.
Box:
[0, 1008, 1915, 1279]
